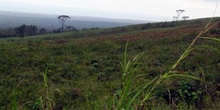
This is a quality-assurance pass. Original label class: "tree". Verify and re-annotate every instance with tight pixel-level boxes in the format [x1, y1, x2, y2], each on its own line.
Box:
[39, 28, 46, 34]
[66, 26, 78, 31]
[0, 28, 16, 38]
[142, 23, 151, 29]
[14, 24, 39, 38]
[182, 16, 189, 21]
[25, 25, 38, 36]
[57, 15, 71, 32]
[173, 16, 178, 21]
[175, 9, 185, 21]
[15, 24, 26, 38]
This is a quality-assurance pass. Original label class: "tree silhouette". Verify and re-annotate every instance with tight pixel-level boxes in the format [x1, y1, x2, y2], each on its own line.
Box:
[25, 25, 38, 36]
[173, 16, 178, 21]
[39, 28, 46, 34]
[15, 24, 26, 38]
[57, 15, 71, 32]
[14, 24, 39, 38]
[175, 9, 185, 21]
[182, 16, 189, 21]
[66, 26, 78, 31]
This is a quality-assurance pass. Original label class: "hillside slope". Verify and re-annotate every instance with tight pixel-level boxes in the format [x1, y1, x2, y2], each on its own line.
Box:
[0, 17, 219, 109]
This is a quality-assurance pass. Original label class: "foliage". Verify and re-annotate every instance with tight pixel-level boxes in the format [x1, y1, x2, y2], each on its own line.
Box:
[177, 80, 202, 105]
[0, 24, 47, 38]
[14, 24, 39, 37]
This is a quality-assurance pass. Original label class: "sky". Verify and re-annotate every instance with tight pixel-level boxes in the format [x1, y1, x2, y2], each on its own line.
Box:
[0, 0, 219, 21]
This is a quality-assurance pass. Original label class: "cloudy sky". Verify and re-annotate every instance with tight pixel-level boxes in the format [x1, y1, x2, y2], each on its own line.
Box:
[0, 0, 219, 21]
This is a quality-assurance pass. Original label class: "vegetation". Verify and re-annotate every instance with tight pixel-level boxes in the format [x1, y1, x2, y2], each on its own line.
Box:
[57, 15, 71, 32]
[0, 24, 46, 38]
[0, 17, 219, 109]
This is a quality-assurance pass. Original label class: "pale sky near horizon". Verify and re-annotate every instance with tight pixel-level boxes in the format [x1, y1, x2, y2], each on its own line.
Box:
[0, 0, 219, 21]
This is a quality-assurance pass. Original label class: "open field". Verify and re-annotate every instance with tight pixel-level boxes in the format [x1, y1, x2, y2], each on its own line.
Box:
[0, 18, 220, 109]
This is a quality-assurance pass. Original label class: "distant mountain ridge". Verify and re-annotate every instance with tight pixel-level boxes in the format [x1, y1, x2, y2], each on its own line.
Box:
[0, 11, 148, 30]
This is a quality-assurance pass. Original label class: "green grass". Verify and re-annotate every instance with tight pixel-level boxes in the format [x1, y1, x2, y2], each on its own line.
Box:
[0, 18, 219, 109]
[111, 19, 220, 110]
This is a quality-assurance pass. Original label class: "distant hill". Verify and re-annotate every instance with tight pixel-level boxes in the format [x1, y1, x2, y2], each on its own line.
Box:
[0, 11, 148, 30]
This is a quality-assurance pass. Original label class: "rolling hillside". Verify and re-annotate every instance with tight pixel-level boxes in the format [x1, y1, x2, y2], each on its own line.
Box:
[0, 17, 219, 109]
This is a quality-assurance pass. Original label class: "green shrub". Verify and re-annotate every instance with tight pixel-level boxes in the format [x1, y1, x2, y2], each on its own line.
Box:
[177, 80, 202, 105]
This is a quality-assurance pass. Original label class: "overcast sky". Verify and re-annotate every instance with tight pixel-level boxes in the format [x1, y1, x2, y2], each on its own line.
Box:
[0, 0, 219, 21]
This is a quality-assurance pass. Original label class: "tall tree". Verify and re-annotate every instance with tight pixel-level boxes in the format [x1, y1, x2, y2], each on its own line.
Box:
[57, 15, 71, 32]
[175, 9, 185, 21]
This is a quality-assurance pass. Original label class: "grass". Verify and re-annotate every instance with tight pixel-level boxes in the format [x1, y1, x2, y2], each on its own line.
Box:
[0, 18, 219, 109]
[113, 19, 220, 110]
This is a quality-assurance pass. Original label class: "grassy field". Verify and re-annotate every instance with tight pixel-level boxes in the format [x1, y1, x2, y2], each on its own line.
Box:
[0, 18, 220, 109]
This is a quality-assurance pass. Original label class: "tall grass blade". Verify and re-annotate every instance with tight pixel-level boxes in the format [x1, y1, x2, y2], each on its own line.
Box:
[166, 74, 201, 81]
[42, 67, 54, 110]
[200, 37, 220, 42]
[43, 67, 49, 90]
[116, 42, 144, 110]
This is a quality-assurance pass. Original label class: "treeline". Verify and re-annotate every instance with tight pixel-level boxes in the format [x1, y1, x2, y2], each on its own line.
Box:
[99, 21, 177, 35]
[0, 24, 47, 38]
[0, 24, 80, 38]
[1, 18, 217, 39]
[99, 18, 213, 35]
